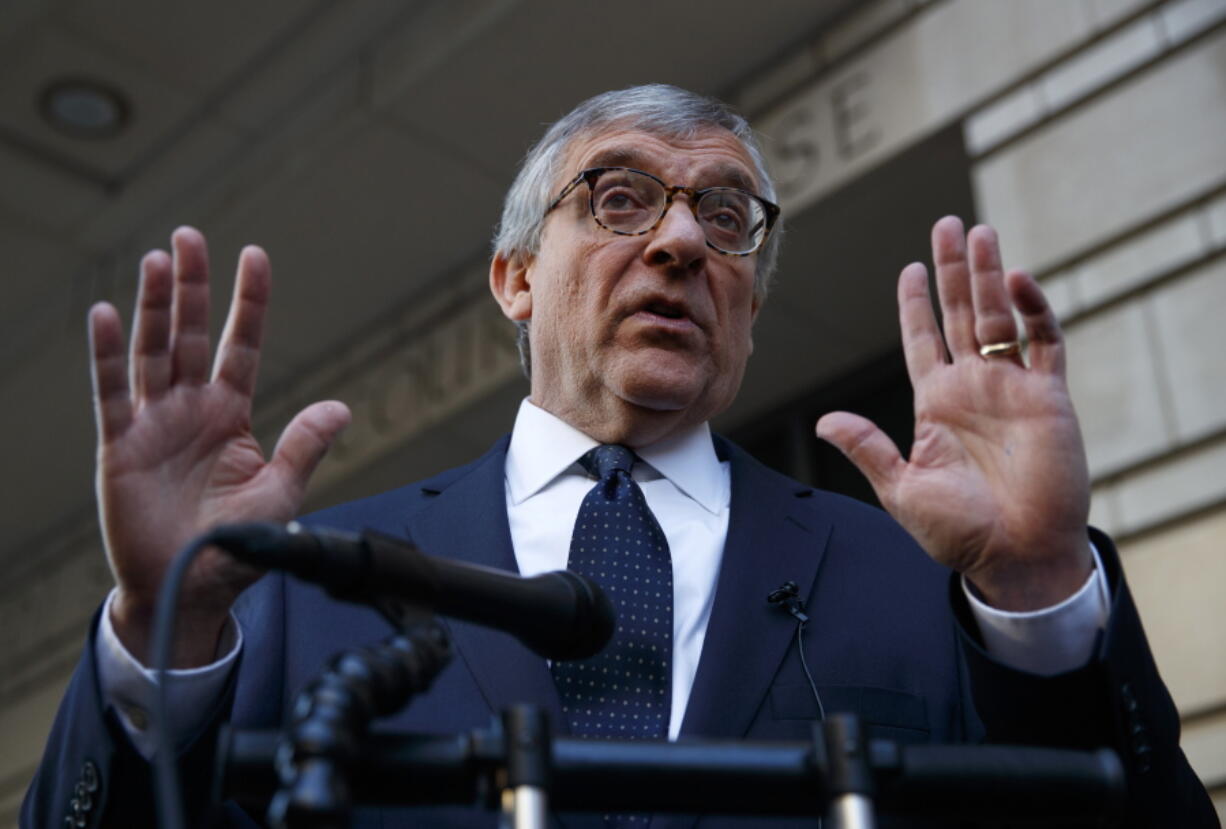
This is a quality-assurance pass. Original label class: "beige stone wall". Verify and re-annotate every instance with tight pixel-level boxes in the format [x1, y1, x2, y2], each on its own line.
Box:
[962, 0, 1226, 815]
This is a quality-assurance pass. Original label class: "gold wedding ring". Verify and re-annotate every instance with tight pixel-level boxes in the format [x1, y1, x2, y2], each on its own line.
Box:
[978, 340, 1022, 359]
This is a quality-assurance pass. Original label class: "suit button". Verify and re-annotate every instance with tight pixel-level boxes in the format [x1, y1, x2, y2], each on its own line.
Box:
[1134, 741, 1153, 773]
[82, 760, 99, 793]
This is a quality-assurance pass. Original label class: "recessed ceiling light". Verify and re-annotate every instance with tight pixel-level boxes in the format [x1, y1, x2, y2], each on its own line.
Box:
[38, 77, 131, 139]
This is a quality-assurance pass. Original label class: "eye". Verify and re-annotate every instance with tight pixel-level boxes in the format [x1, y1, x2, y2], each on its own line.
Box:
[698, 189, 766, 250]
[700, 193, 750, 232]
[707, 207, 745, 232]
[591, 171, 662, 231]
[598, 188, 648, 212]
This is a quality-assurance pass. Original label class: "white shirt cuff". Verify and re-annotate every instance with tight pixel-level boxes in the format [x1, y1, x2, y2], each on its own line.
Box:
[963, 541, 1111, 676]
[94, 588, 243, 759]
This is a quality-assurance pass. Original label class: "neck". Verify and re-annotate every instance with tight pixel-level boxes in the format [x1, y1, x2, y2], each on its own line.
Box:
[528, 394, 705, 448]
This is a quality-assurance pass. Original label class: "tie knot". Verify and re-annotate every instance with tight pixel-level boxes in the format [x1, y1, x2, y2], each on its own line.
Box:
[580, 444, 635, 481]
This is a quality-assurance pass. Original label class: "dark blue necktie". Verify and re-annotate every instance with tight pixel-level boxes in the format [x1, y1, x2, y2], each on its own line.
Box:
[552, 445, 673, 747]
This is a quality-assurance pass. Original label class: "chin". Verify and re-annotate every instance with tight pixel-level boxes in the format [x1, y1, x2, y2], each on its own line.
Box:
[603, 348, 736, 419]
[620, 389, 692, 413]
[615, 373, 719, 416]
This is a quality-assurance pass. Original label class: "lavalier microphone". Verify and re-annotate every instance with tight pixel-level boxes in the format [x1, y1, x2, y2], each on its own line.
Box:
[766, 580, 809, 623]
[766, 579, 825, 724]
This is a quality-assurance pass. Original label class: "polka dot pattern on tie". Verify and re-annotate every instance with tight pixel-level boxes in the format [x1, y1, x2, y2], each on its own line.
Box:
[552, 445, 673, 748]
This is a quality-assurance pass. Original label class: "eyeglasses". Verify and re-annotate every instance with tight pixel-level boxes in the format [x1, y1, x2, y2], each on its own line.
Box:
[544, 166, 781, 256]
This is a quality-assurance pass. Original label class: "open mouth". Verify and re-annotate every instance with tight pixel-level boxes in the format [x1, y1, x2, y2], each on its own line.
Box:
[643, 301, 687, 321]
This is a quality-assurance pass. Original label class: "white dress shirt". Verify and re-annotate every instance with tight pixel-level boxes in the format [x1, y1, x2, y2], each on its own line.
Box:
[97, 398, 1110, 754]
[505, 400, 731, 738]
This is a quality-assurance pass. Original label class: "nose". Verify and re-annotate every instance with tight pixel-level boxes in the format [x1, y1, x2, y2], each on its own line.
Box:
[642, 197, 708, 273]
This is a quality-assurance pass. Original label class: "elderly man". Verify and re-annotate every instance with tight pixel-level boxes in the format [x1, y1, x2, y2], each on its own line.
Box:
[24, 85, 1214, 827]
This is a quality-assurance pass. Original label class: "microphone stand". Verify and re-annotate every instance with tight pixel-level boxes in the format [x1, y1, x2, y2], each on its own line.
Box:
[222, 709, 1125, 827]
[500, 706, 551, 829]
[263, 599, 452, 829]
[819, 715, 874, 829]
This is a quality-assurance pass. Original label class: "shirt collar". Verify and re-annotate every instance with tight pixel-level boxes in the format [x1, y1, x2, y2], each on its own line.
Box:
[505, 399, 726, 515]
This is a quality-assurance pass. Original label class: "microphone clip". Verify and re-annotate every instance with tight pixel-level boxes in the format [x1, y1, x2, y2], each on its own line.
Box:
[766, 580, 809, 624]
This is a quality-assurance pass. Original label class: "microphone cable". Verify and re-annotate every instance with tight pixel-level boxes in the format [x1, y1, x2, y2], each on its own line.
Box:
[795, 620, 826, 724]
[766, 580, 826, 829]
[766, 581, 825, 722]
[152, 529, 226, 829]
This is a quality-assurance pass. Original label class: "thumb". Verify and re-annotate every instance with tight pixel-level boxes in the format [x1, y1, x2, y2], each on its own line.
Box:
[269, 400, 352, 493]
[815, 411, 904, 504]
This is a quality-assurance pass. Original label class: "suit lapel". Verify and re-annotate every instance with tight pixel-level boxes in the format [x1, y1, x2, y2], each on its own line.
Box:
[406, 437, 568, 735]
[650, 444, 830, 829]
[679, 441, 832, 740]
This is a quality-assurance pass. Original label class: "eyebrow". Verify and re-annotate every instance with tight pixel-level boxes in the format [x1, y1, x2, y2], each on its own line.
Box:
[581, 146, 759, 193]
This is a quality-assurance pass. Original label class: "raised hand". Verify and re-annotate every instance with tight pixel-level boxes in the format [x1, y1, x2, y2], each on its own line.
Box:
[817, 217, 1092, 611]
[89, 227, 350, 666]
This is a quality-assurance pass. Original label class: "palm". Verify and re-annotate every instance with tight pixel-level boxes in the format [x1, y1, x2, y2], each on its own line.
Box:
[89, 228, 349, 657]
[818, 219, 1091, 610]
[891, 356, 1087, 573]
[100, 385, 271, 605]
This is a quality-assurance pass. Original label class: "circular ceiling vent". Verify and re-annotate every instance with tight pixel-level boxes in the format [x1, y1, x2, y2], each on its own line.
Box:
[38, 77, 131, 139]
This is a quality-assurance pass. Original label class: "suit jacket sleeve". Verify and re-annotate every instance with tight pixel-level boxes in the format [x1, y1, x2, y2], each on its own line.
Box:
[17, 562, 302, 829]
[18, 607, 263, 829]
[952, 527, 1218, 827]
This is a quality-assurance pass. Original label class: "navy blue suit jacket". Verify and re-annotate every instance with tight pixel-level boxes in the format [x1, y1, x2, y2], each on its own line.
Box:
[23, 436, 1217, 827]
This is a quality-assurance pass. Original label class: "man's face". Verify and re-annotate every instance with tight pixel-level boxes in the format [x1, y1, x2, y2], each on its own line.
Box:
[493, 126, 763, 446]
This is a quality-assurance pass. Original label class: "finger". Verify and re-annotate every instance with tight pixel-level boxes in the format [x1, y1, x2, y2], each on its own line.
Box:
[169, 226, 211, 385]
[268, 401, 352, 497]
[897, 262, 946, 381]
[967, 225, 1020, 355]
[1006, 270, 1065, 375]
[816, 411, 904, 506]
[130, 250, 174, 401]
[213, 246, 271, 397]
[89, 303, 133, 443]
[931, 216, 978, 358]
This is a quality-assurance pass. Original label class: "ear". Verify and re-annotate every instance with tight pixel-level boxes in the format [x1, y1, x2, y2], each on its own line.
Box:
[489, 251, 534, 322]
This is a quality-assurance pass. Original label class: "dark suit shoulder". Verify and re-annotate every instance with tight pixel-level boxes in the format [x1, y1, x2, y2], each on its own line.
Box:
[717, 434, 945, 581]
[298, 435, 511, 538]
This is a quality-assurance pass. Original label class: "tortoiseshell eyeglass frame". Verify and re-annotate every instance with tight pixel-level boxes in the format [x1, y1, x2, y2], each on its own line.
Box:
[544, 166, 781, 257]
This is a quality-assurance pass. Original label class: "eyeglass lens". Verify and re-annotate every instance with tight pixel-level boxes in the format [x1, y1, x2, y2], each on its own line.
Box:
[590, 169, 767, 254]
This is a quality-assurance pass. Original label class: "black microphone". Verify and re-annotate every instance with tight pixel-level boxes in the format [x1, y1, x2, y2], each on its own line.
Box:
[208, 521, 615, 661]
[767, 579, 825, 724]
[766, 580, 809, 623]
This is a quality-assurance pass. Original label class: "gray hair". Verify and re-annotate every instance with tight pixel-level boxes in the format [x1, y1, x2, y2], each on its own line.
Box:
[492, 84, 783, 377]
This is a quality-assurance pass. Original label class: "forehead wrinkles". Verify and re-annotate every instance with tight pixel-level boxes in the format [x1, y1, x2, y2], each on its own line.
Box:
[565, 131, 759, 192]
